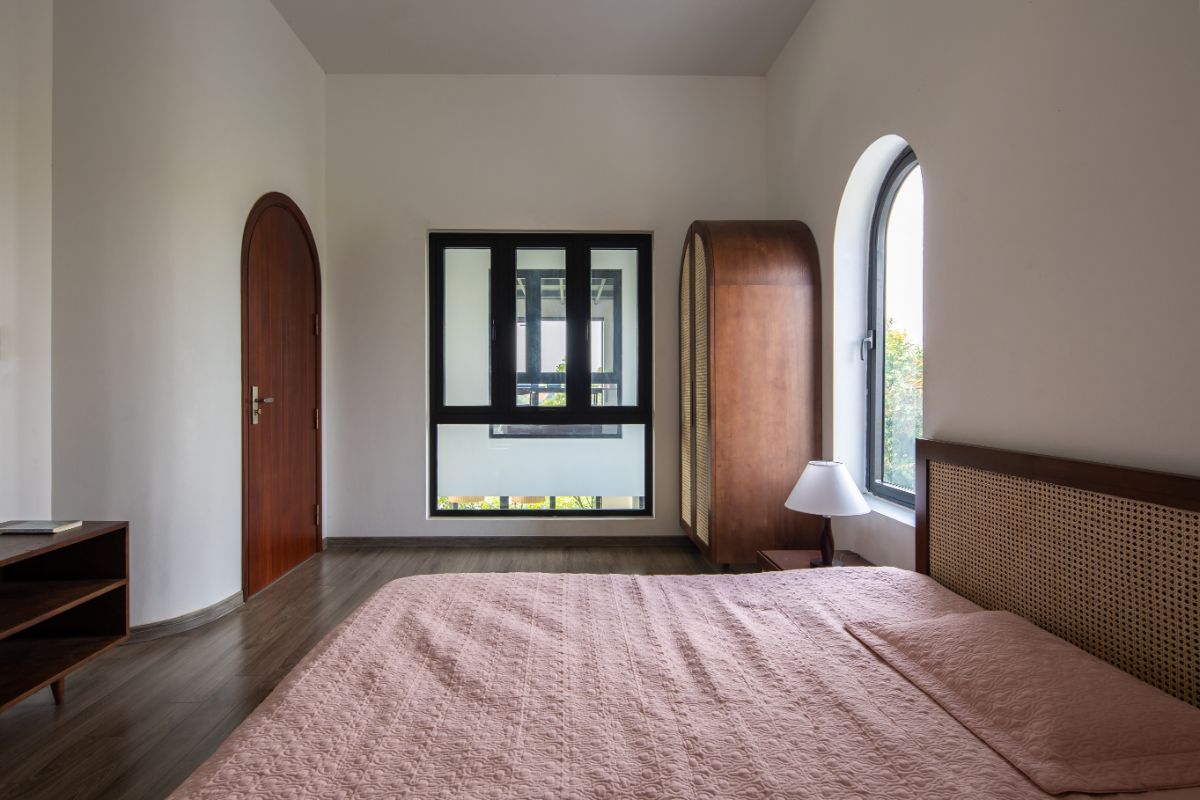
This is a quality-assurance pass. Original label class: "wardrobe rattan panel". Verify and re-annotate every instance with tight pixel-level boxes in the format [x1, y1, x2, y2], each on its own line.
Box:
[680, 243, 693, 530]
[678, 221, 822, 565]
[693, 237, 711, 546]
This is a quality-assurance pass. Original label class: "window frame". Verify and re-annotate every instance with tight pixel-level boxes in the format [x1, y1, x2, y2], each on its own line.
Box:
[428, 231, 653, 518]
[489, 266, 625, 439]
[866, 147, 920, 507]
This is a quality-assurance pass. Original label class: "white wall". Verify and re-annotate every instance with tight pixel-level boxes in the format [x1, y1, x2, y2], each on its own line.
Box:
[326, 75, 766, 537]
[52, 0, 325, 624]
[0, 0, 53, 520]
[767, 0, 1200, 567]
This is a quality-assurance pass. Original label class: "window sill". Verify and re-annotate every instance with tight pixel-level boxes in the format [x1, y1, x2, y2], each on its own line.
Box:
[864, 493, 915, 528]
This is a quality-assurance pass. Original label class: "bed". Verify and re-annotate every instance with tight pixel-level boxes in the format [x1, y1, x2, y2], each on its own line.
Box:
[171, 440, 1200, 799]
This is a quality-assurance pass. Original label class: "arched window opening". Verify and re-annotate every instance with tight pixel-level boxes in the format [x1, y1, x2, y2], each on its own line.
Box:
[867, 148, 924, 505]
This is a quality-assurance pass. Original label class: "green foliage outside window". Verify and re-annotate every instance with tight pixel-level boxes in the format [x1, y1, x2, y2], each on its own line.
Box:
[436, 495, 600, 511]
[548, 496, 597, 510]
[882, 322, 923, 492]
[540, 360, 567, 407]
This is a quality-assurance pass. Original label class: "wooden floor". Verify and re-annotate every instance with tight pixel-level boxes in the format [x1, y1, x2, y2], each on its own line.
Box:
[0, 543, 716, 800]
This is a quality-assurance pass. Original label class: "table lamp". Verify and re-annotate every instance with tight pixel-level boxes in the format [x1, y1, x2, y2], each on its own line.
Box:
[785, 460, 870, 567]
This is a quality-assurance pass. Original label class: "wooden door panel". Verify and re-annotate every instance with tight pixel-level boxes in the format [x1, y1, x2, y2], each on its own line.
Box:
[243, 195, 321, 598]
[711, 285, 818, 563]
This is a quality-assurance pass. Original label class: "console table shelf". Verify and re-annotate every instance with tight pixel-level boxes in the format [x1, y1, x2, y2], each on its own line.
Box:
[0, 635, 126, 709]
[0, 579, 127, 638]
[0, 522, 129, 714]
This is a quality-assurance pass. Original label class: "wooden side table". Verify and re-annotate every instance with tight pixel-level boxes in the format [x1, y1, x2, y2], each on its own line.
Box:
[757, 549, 873, 571]
[0, 521, 129, 714]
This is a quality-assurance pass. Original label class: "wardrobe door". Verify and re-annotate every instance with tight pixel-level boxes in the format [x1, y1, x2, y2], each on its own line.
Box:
[692, 233, 712, 548]
[679, 242, 693, 534]
[679, 220, 823, 566]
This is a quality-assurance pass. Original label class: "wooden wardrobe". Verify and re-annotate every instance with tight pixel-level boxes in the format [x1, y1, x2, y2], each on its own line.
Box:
[679, 221, 823, 566]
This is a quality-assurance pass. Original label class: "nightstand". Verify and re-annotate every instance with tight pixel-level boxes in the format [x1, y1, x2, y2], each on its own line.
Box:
[757, 549, 873, 571]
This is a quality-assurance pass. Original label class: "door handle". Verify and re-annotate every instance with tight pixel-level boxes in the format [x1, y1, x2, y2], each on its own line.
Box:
[251, 386, 275, 424]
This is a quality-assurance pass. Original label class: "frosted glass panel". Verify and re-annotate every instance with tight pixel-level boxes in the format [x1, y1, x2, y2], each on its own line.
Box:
[590, 249, 638, 406]
[436, 424, 646, 509]
[443, 248, 490, 405]
[516, 248, 567, 407]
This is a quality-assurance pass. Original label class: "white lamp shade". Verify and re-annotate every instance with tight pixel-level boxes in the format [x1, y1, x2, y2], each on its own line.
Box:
[784, 460, 870, 517]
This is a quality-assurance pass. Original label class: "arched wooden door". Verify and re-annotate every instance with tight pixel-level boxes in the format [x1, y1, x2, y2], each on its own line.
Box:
[242, 193, 322, 598]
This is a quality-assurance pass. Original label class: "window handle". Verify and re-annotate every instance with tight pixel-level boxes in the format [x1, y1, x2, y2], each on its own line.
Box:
[860, 330, 875, 361]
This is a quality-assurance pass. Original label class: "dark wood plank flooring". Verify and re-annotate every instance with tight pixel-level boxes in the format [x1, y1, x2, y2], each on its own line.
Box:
[0, 544, 715, 800]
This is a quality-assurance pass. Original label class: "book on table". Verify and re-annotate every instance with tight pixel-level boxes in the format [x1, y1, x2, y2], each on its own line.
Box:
[0, 520, 84, 534]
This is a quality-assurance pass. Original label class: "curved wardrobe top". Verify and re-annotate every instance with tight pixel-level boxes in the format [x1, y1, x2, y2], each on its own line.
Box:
[689, 220, 820, 289]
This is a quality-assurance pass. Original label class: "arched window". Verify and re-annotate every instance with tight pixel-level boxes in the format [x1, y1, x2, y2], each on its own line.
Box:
[866, 148, 923, 505]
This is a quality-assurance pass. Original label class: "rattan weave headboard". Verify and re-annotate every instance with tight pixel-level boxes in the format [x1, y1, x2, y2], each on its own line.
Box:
[915, 439, 1200, 707]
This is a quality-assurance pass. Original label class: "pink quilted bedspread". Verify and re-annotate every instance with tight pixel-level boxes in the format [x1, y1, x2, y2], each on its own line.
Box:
[170, 568, 1194, 799]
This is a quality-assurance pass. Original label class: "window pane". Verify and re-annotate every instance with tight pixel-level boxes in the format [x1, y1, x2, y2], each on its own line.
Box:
[436, 424, 647, 510]
[590, 248, 638, 406]
[882, 165, 924, 491]
[516, 249, 567, 407]
[443, 248, 490, 405]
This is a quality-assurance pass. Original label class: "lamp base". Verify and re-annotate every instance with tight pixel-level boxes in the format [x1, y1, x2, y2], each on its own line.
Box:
[811, 515, 839, 567]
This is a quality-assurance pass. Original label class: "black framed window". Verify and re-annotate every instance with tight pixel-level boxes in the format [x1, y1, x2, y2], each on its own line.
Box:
[429, 232, 652, 516]
[867, 149, 924, 506]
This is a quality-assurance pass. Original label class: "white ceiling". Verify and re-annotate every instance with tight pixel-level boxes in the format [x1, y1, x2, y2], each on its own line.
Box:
[270, 0, 814, 76]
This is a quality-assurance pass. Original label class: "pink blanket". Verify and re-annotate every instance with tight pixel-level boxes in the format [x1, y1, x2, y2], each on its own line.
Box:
[170, 568, 1197, 799]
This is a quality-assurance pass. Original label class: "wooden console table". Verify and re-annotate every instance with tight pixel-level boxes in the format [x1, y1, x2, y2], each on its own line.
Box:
[0, 521, 129, 713]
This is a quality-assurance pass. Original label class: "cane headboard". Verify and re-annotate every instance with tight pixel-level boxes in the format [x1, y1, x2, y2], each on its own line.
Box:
[915, 439, 1200, 708]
